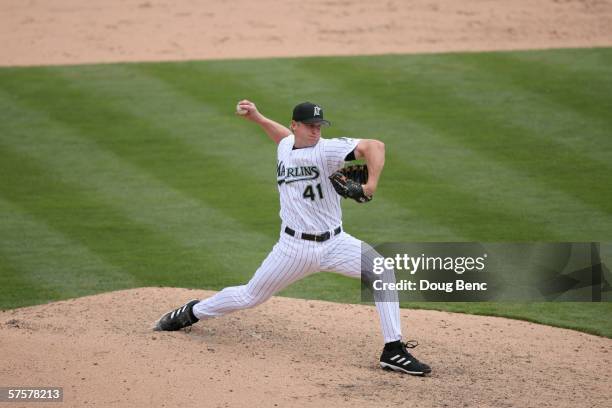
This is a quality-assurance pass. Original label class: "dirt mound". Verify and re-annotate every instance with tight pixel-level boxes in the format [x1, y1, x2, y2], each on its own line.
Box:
[1, 287, 610, 407]
[2, 0, 612, 67]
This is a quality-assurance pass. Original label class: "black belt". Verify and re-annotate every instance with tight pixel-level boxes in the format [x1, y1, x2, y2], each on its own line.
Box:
[284, 226, 342, 242]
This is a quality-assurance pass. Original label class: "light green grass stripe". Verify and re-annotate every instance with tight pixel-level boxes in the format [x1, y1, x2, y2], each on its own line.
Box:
[522, 47, 612, 72]
[20, 66, 280, 236]
[56, 63, 464, 242]
[344, 55, 611, 215]
[433, 52, 611, 167]
[0, 90, 274, 276]
[489, 50, 612, 128]
[287, 58, 611, 239]
[0, 142, 225, 287]
[52, 64, 276, 183]
[0, 257, 62, 309]
[0, 197, 138, 299]
[387, 118, 612, 240]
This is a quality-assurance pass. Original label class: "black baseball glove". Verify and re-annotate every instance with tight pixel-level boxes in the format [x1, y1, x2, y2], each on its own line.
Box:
[329, 164, 372, 203]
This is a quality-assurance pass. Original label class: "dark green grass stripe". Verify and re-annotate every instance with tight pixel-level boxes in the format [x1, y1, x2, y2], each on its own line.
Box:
[392, 53, 611, 211]
[384, 160, 562, 241]
[297, 56, 612, 215]
[0, 67, 280, 236]
[0, 144, 232, 287]
[133, 60, 299, 129]
[378, 116, 612, 240]
[474, 49, 612, 126]
[0, 87, 274, 291]
[0, 256, 64, 310]
[0, 87, 275, 275]
[342, 197, 465, 242]
[55, 63, 279, 173]
[0, 197, 137, 307]
[447, 51, 612, 166]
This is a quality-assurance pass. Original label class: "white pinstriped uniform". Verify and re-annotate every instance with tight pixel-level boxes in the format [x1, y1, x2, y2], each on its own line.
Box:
[193, 134, 402, 343]
[276, 135, 354, 231]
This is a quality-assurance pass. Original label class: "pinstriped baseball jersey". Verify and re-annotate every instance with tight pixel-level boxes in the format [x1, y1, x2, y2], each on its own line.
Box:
[276, 134, 359, 232]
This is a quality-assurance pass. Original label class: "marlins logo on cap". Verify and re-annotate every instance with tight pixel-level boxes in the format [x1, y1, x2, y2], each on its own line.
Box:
[292, 102, 331, 126]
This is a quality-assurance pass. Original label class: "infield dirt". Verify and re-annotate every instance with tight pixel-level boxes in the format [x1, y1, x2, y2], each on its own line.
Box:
[1, 0, 612, 66]
[2, 288, 611, 407]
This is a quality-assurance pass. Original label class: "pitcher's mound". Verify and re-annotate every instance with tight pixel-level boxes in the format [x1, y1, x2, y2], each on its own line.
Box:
[1, 287, 610, 407]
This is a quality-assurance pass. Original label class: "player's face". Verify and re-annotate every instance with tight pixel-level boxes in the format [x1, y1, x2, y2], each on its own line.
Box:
[293, 121, 322, 147]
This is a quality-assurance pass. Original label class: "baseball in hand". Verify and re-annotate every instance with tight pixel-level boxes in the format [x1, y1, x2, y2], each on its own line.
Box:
[236, 103, 248, 116]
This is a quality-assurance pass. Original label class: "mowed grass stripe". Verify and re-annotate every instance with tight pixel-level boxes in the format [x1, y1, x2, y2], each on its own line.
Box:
[485, 49, 612, 126]
[134, 59, 309, 132]
[326, 54, 612, 215]
[0, 142, 228, 288]
[0, 198, 138, 308]
[0, 67, 280, 236]
[442, 51, 612, 167]
[0, 85, 274, 251]
[0, 90, 274, 287]
[288, 58, 609, 240]
[382, 115, 611, 240]
[528, 46, 612, 71]
[0, 257, 63, 310]
[56, 63, 277, 183]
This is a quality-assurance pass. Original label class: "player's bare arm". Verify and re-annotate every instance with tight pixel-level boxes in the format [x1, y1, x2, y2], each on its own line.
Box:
[236, 99, 291, 144]
[354, 139, 385, 197]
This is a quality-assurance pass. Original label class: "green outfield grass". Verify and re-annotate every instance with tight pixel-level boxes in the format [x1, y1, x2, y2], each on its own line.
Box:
[1, 48, 611, 337]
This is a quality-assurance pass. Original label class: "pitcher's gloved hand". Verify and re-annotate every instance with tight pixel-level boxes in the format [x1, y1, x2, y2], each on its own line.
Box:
[329, 165, 372, 203]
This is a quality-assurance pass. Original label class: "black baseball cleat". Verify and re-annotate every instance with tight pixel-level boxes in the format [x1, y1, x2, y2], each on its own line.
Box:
[153, 299, 200, 331]
[380, 340, 432, 376]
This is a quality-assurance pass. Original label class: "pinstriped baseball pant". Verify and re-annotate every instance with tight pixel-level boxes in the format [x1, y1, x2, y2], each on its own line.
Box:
[192, 230, 402, 343]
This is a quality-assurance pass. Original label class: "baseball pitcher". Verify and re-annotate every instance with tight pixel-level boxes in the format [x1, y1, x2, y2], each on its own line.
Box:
[154, 100, 431, 376]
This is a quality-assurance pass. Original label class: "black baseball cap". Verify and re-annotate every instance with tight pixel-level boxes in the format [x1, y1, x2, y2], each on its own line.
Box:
[292, 102, 331, 126]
